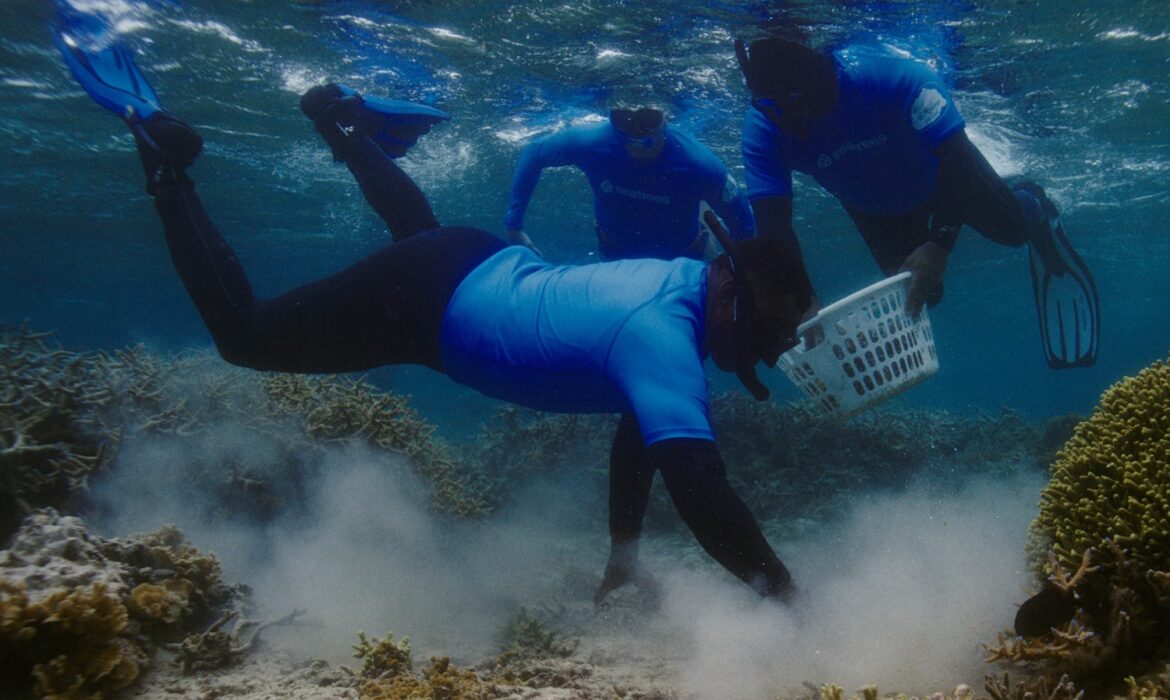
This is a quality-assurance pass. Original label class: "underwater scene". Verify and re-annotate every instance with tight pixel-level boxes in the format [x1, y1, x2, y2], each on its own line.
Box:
[2, 0, 1169, 698]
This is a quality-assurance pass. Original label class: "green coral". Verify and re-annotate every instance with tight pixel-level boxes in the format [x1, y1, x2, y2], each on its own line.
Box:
[991, 356, 1170, 694]
[353, 629, 413, 680]
[1030, 358, 1170, 575]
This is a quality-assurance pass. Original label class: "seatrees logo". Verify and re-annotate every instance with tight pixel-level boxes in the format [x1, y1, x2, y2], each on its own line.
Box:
[911, 84, 948, 131]
[816, 134, 889, 169]
[600, 179, 671, 204]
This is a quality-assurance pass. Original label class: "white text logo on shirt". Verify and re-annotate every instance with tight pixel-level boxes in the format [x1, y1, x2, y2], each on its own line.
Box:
[600, 179, 671, 204]
[816, 134, 890, 168]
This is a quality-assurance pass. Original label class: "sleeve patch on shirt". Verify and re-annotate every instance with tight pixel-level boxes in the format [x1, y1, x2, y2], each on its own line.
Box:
[910, 85, 948, 131]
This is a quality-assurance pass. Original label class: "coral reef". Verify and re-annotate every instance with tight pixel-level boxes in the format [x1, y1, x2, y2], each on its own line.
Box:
[467, 393, 1051, 536]
[170, 608, 303, 674]
[0, 326, 488, 541]
[0, 324, 108, 539]
[0, 510, 244, 697]
[262, 373, 491, 517]
[987, 357, 1170, 696]
[0, 579, 142, 699]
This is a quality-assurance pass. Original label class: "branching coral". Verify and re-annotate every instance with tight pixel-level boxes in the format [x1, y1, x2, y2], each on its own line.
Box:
[0, 324, 109, 537]
[1, 324, 492, 533]
[169, 608, 303, 674]
[353, 629, 414, 680]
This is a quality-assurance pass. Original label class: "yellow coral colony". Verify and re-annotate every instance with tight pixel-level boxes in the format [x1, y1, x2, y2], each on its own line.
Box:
[1029, 358, 1170, 577]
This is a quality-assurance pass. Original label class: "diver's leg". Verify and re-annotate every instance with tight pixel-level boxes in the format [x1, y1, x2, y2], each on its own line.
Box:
[653, 439, 794, 600]
[344, 135, 441, 241]
[935, 134, 1038, 247]
[156, 173, 501, 373]
[596, 413, 661, 605]
[845, 207, 931, 276]
[142, 115, 503, 371]
[303, 89, 440, 241]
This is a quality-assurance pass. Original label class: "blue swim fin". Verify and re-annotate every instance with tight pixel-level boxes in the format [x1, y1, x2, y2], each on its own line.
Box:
[336, 84, 449, 156]
[1023, 188, 1101, 369]
[52, 26, 161, 122]
[337, 84, 450, 123]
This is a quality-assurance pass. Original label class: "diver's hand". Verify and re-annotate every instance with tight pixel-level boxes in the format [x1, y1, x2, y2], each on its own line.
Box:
[594, 553, 662, 608]
[506, 229, 543, 257]
[798, 295, 824, 349]
[900, 241, 949, 317]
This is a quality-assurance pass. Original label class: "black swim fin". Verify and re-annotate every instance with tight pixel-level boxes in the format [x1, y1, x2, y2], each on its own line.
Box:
[1021, 185, 1101, 369]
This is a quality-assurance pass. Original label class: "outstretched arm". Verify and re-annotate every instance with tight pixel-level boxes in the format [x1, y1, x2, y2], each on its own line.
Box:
[651, 438, 795, 599]
[503, 131, 581, 252]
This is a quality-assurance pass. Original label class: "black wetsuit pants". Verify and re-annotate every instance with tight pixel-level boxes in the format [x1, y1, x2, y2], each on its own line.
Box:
[846, 132, 1037, 303]
[152, 133, 505, 374]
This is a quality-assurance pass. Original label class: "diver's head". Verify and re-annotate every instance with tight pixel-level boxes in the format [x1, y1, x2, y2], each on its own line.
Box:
[610, 107, 666, 159]
[706, 234, 812, 401]
[734, 37, 839, 138]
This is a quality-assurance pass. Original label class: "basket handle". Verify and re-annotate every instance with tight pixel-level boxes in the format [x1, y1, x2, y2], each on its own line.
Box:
[795, 271, 913, 336]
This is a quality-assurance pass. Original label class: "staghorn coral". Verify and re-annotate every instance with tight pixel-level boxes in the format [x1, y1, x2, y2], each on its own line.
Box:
[352, 629, 414, 680]
[0, 324, 109, 538]
[263, 373, 491, 517]
[1, 325, 491, 533]
[990, 356, 1170, 695]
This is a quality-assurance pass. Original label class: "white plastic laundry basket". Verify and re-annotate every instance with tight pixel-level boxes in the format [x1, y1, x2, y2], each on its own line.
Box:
[777, 272, 939, 418]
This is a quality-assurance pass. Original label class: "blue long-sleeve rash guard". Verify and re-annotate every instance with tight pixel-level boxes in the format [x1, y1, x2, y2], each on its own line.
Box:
[504, 121, 755, 254]
[440, 246, 714, 445]
[742, 47, 966, 216]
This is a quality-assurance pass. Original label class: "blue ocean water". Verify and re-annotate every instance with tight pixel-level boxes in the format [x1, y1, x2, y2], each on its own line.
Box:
[1, 0, 1168, 434]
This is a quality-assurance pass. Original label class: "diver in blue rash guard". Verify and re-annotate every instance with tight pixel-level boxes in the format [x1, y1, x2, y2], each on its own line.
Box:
[733, 37, 1099, 368]
[502, 107, 758, 603]
[60, 31, 814, 605]
[503, 107, 756, 260]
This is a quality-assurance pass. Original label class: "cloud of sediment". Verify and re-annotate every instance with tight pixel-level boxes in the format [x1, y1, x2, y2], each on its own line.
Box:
[88, 411, 1043, 696]
[656, 472, 1043, 698]
[87, 427, 596, 663]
